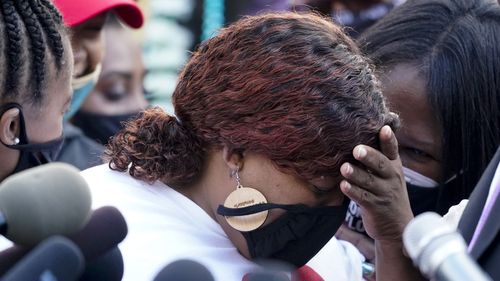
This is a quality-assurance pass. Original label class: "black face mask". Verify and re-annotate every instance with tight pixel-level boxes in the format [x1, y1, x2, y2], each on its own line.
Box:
[406, 183, 441, 216]
[217, 198, 349, 267]
[72, 110, 140, 144]
[0, 103, 64, 174]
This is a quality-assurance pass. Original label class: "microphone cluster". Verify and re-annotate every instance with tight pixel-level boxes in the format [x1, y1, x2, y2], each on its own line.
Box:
[0, 163, 128, 281]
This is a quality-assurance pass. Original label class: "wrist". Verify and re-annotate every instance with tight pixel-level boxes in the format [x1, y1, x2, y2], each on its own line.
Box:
[376, 239, 403, 250]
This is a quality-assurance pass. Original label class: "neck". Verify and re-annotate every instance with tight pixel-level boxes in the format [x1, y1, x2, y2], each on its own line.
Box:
[171, 180, 218, 221]
[165, 150, 230, 222]
[0, 146, 19, 183]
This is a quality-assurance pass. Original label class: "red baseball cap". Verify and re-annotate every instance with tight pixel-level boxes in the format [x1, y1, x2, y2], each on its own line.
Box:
[53, 0, 144, 28]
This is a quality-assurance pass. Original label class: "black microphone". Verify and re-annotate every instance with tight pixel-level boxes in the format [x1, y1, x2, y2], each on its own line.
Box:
[403, 212, 493, 281]
[79, 247, 124, 281]
[68, 206, 128, 261]
[153, 259, 215, 281]
[2, 236, 84, 281]
[68, 206, 128, 281]
[0, 163, 92, 245]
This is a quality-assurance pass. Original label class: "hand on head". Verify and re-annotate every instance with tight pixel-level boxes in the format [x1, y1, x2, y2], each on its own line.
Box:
[340, 125, 414, 242]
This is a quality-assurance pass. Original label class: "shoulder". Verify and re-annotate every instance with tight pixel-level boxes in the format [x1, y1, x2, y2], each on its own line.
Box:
[81, 163, 128, 182]
[80, 164, 158, 209]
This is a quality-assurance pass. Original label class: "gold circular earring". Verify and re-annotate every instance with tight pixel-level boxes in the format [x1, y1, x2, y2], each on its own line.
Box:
[222, 169, 269, 232]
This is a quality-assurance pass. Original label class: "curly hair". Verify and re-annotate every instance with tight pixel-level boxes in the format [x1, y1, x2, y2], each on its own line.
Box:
[106, 12, 398, 187]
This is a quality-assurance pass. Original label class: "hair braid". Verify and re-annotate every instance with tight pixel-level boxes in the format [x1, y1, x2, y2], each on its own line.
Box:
[1, 0, 24, 97]
[38, 0, 62, 24]
[14, 0, 46, 102]
[29, 0, 64, 68]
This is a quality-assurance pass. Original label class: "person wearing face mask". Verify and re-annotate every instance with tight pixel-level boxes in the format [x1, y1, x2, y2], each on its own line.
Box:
[52, 0, 144, 170]
[0, 0, 73, 250]
[80, 12, 398, 281]
[72, 14, 149, 145]
[0, 0, 73, 181]
[335, 0, 500, 275]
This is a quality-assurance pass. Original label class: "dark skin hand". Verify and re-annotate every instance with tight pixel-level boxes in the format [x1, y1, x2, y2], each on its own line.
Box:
[339, 125, 426, 281]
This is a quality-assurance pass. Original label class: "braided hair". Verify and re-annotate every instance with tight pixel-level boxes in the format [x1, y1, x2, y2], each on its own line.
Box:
[0, 0, 66, 104]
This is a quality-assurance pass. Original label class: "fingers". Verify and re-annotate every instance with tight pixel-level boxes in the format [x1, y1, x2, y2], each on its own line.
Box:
[340, 180, 376, 208]
[379, 125, 399, 161]
[351, 145, 394, 179]
[340, 163, 386, 195]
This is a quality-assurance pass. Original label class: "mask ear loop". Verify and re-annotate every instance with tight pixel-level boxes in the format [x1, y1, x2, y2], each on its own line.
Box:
[0, 103, 27, 148]
[221, 169, 269, 232]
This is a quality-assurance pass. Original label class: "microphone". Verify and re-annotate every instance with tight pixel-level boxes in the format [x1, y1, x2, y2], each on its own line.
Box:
[153, 259, 215, 281]
[68, 206, 128, 261]
[0, 163, 92, 245]
[2, 236, 84, 281]
[68, 206, 127, 281]
[79, 247, 124, 281]
[0, 206, 127, 279]
[403, 212, 493, 281]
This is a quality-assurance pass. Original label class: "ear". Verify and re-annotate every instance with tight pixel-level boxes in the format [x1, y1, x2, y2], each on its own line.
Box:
[0, 107, 20, 146]
[222, 146, 244, 173]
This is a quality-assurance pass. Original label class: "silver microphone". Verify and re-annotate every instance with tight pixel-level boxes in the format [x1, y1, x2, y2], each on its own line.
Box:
[403, 212, 492, 281]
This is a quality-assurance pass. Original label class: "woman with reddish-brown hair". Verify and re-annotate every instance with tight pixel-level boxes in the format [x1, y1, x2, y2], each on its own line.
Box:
[82, 12, 398, 281]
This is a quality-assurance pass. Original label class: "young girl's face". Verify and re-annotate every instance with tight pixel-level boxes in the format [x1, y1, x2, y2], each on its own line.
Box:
[22, 37, 74, 145]
[0, 35, 73, 182]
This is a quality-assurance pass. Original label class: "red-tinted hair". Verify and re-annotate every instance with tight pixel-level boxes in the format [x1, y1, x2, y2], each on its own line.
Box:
[106, 12, 398, 186]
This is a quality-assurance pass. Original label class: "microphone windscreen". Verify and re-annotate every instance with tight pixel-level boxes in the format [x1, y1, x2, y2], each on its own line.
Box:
[2, 236, 84, 281]
[154, 259, 215, 281]
[68, 206, 128, 261]
[0, 163, 92, 245]
[79, 247, 124, 281]
[403, 212, 455, 261]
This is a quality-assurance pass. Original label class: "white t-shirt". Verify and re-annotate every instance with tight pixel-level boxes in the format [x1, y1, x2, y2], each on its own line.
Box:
[81, 164, 364, 281]
[82, 164, 257, 281]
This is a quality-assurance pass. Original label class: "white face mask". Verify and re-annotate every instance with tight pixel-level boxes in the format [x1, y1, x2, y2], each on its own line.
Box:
[403, 167, 439, 188]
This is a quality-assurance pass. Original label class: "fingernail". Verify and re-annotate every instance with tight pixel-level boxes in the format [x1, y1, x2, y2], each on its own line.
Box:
[341, 163, 352, 176]
[355, 146, 367, 159]
[383, 126, 392, 137]
[341, 181, 351, 191]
